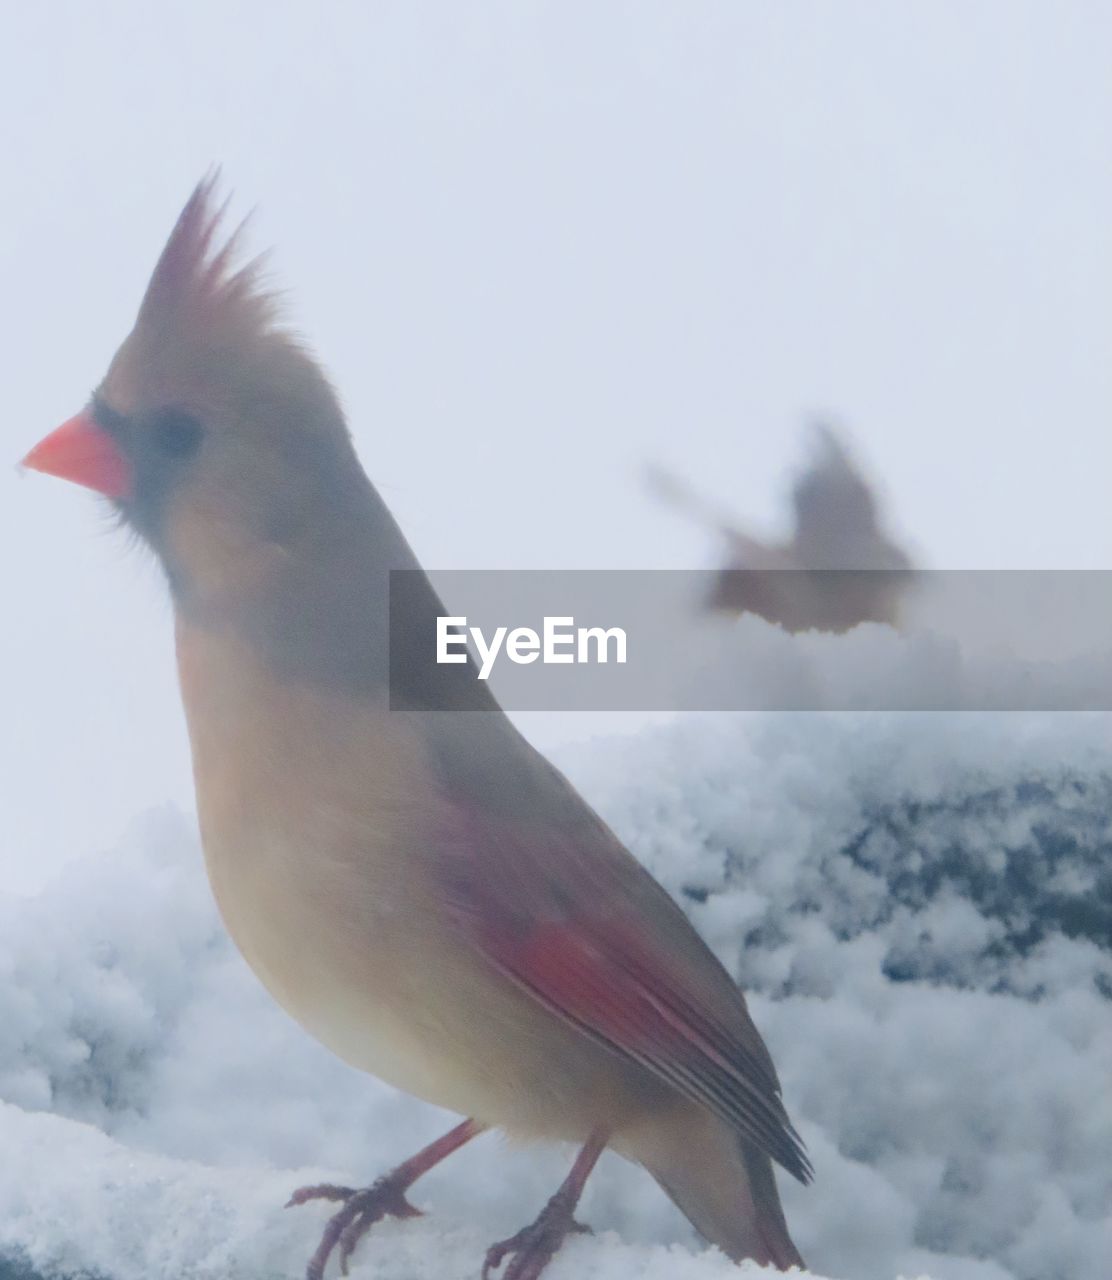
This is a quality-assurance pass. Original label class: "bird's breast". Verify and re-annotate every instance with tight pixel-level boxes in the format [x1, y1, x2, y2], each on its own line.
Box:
[176, 619, 472, 1098]
[174, 620, 663, 1137]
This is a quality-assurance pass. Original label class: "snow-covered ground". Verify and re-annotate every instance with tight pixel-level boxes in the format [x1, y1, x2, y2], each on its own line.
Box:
[2, 704, 1110, 1280]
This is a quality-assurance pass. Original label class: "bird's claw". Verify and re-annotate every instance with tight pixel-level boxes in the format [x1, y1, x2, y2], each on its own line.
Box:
[287, 1176, 424, 1280]
[482, 1199, 592, 1280]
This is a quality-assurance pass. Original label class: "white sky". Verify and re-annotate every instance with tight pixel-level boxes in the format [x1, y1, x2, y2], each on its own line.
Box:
[2, 2, 1110, 893]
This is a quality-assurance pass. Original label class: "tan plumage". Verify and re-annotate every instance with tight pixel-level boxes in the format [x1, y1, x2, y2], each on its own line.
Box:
[25, 179, 810, 1279]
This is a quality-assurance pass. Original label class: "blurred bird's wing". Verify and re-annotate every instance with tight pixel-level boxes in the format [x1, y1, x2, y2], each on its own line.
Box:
[789, 423, 913, 572]
[644, 463, 760, 547]
[791, 424, 882, 562]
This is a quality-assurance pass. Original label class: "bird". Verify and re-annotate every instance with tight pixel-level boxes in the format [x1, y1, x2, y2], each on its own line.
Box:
[647, 425, 917, 633]
[22, 178, 811, 1280]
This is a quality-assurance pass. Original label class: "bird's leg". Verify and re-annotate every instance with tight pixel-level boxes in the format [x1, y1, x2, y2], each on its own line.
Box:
[287, 1117, 485, 1280]
[482, 1129, 608, 1280]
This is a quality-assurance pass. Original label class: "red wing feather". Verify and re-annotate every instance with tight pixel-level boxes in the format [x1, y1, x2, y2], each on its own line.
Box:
[433, 728, 811, 1184]
[483, 913, 812, 1184]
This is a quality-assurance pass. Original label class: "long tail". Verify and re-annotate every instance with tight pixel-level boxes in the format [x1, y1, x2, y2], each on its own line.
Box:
[632, 1109, 806, 1270]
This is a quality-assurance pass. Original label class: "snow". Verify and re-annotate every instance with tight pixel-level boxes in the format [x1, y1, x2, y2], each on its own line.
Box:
[681, 575, 1112, 712]
[2, 705, 1111, 1280]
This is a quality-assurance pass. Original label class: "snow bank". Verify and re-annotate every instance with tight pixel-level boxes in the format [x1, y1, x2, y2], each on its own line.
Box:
[682, 588, 1112, 711]
[2, 711, 1110, 1280]
[0, 1094, 863, 1280]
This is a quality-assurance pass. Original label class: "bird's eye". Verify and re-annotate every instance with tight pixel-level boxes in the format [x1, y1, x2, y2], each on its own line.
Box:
[149, 408, 204, 460]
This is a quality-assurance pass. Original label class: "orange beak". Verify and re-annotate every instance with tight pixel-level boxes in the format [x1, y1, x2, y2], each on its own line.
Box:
[22, 410, 132, 499]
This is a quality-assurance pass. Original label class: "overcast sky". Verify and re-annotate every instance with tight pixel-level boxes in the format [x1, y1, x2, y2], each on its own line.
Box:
[2, 2, 1110, 893]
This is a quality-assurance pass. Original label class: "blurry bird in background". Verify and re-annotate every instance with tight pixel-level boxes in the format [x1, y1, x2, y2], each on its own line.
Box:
[22, 180, 811, 1280]
[648, 424, 918, 633]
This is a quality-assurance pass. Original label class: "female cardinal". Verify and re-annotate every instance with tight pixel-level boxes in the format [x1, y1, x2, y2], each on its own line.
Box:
[23, 179, 811, 1280]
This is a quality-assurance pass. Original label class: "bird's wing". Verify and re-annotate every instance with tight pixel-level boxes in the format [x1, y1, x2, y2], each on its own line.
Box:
[433, 743, 812, 1184]
[792, 425, 880, 556]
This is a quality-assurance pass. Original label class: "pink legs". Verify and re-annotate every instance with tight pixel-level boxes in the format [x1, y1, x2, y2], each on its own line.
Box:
[288, 1117, 484, 1279]
[482, 1129, 609, 1280]
[289, 1121, 609, 1280]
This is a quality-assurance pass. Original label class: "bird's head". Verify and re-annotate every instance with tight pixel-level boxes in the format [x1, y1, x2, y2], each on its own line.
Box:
[22, 176, 364, 611]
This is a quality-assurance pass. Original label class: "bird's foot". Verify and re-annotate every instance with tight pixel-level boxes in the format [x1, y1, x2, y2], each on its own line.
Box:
[482, 1193, 592, 1280]
[286, 1176, 423, 1279]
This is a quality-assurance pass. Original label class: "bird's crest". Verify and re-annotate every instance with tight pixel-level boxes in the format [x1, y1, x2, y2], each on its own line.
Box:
[134, 171, 281, 350]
